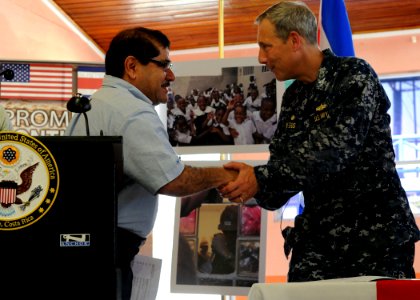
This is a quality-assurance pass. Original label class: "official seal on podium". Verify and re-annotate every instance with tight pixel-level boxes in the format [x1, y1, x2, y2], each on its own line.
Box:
[0, 131, 59, 230]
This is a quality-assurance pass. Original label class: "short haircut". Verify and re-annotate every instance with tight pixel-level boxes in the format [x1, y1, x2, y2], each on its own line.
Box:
[105, 27, 170, 78]
[261, 96, 276, 108]
[255, 1, 318, 45]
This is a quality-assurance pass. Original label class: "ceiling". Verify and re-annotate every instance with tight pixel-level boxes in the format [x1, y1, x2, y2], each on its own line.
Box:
[52, 0, 420, 53]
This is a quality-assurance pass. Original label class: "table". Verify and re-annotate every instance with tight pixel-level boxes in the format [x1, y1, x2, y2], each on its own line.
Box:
[248, 276, 420, 300]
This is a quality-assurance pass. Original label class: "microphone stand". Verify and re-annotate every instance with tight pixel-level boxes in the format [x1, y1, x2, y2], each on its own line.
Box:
[67, 93, 91, 136]
[82, 112, 90, 136]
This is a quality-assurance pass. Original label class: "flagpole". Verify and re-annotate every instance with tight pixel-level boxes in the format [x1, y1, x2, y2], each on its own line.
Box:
[218, 0, 224, 59]
[219, 0, 229, 163]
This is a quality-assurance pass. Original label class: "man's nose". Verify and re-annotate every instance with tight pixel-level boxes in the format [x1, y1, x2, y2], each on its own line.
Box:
[166, 68, 175, 81]
[258, 49, 267, 64]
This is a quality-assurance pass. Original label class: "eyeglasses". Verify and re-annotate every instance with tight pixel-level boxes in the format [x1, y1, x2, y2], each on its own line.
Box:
[149, 59, 173, 71]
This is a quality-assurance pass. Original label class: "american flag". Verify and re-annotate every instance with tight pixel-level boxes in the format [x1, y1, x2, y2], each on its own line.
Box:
[318, 0, 355, 57]
[77, 66, 105, 97]
[0, 63, 73, 101]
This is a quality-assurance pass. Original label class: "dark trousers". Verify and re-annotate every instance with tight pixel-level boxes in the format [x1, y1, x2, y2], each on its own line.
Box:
[288, 239, 416, 282]
[116, 227, 146, 300]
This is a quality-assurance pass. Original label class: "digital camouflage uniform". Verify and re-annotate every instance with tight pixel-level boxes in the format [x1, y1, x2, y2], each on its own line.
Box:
[254, 49, 420, 281]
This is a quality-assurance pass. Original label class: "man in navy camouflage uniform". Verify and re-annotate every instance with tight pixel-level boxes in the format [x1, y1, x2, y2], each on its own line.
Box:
[220, 0, 420, 281]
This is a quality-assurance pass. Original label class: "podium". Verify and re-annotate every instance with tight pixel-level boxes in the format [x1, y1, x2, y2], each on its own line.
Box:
[0, 135, 123, 299]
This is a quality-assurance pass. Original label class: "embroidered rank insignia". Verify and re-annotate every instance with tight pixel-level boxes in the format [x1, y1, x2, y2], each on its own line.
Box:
[316, 103, 327, 111]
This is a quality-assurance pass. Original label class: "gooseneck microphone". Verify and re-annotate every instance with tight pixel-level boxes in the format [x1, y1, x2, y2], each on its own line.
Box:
[0, 69, 14, 80]
[67, 93, 91, 136]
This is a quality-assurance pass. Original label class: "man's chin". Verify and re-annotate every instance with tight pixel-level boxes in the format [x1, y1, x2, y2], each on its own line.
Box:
[158, 97, 168, 105]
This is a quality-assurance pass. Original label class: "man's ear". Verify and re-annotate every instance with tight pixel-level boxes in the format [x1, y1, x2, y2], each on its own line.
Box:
[124, 56, 138, 80]
[289, 31, 302, 51]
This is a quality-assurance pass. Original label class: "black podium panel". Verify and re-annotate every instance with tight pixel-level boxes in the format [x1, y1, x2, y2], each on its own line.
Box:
[0, 136, 122, 299]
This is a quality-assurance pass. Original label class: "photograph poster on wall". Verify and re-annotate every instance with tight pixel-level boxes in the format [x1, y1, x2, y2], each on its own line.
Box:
[171, 188, 267, 296]
[165, 57, 283, 154]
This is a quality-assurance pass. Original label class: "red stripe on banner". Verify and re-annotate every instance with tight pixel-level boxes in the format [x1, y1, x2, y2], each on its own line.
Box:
[77, 77, 103, 89]
[76, 67, 105, 97]
[377, 280, 420, 300]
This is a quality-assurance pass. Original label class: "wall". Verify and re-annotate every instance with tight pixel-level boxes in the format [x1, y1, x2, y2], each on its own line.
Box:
[170, 29, 420, 77]
[1, 0, 419, 76]
[0, 0, 104, 63]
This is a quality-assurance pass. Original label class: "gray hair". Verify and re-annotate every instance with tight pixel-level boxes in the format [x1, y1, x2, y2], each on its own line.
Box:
[256, 1, 318, 45]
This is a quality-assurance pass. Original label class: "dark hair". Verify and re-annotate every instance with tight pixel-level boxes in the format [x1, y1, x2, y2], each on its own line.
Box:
[173, 115, 188, 126]
[105, 27, 170, 78]
[174, 94, 184, 102]
[261, 96, 276, 106]
[218, 205, 239, 231]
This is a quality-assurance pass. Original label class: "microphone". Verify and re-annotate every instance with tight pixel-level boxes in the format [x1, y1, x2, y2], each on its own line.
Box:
[67, 93, 91, 113]
[0, 69, 14, 80]
[67, 93, 91, 136]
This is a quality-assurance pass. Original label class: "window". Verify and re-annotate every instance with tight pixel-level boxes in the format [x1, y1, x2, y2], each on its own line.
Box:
[382, 75, 420, 214]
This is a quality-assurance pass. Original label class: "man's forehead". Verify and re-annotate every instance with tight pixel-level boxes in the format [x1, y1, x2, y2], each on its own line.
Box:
[258, 19, 280, 37]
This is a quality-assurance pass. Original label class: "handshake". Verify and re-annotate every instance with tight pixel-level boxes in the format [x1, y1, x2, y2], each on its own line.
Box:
[218, 161, 259, 205]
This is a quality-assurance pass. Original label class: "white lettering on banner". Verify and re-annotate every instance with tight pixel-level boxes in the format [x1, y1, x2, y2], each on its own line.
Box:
[2, 100, 72, 136]
[17, 129, 64, 136]
[10, 109, 70, 128]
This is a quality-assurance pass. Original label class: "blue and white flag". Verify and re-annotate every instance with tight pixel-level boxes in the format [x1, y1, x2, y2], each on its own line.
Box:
[318, 0, 355, 56]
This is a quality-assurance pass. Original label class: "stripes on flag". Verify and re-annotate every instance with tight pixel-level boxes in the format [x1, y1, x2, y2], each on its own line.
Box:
[77, 66, 105, 97]
[0, 187, 16, 205]
[317, 0, 355, 57]
[0, 63, 73, 101]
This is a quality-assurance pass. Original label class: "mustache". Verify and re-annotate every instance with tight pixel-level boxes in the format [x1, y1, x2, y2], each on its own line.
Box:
[161, 81, 171, 88]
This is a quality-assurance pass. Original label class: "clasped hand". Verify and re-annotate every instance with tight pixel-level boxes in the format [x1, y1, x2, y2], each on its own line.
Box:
[219, 162, 258, 204]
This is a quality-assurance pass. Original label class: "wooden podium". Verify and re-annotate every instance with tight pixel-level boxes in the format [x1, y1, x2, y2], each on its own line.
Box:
[0, 135, 123, 299]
